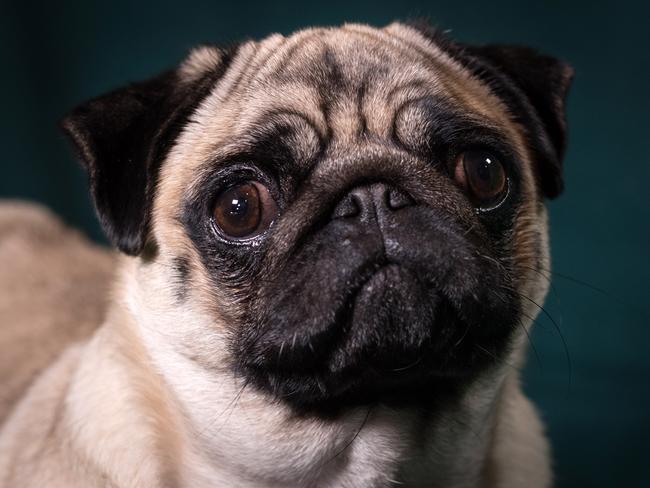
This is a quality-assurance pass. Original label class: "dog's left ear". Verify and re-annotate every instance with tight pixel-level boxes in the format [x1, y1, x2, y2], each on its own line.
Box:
[462, 44, 574, 198]
[61, 45, 236, 255]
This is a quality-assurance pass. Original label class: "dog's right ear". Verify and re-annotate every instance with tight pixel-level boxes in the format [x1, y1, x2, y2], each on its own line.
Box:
[61, 45, 236, 255]
[404, 20, 573, 199]
[459, 44, 573, 199]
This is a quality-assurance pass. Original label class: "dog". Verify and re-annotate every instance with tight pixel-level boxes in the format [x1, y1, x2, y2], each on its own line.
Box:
[0, 21, 572, 487]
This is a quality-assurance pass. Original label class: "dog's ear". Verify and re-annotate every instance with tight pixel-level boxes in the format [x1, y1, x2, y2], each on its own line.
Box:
[61, 45, 236, 255]
[406, 22, 573, 198]
[462, 44, 574, 198]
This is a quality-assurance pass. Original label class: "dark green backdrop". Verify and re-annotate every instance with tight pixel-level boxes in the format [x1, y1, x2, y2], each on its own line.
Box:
[1, 1, 648, 486]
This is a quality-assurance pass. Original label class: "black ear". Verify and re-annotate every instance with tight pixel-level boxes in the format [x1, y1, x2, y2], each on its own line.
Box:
[462, 44, 574, 198]
[61, 45, 236, 255]
[406, 22, 573, 198]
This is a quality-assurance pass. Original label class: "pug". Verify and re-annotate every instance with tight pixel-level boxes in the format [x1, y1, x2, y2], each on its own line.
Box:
[0, 21, 572, 488]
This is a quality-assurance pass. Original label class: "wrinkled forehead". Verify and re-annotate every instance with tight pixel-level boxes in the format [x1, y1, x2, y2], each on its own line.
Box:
[189, 23, 523, 157]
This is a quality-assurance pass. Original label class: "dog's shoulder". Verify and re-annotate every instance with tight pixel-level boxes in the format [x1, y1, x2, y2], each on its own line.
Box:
[0, 201, 115, 424]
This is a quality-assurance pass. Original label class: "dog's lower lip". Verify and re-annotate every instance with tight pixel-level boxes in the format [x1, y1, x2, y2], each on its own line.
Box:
[375, 354, 425, 374]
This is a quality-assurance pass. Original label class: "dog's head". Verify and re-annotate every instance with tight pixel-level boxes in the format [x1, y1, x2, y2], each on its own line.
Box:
[62, 23, 572, 411]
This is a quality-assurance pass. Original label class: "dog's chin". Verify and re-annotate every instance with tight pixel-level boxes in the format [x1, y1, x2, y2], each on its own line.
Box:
[237, 263, 517, 413]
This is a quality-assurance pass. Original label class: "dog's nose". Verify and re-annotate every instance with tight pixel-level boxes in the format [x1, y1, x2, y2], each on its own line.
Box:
[331, 182, 414, 220]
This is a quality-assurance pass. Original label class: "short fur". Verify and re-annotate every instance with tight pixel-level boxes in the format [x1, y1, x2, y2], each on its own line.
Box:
[0, 21, 571, 487]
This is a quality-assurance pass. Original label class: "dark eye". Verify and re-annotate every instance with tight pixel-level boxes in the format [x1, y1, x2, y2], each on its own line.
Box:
[213, 181, 279, 239]
[454, 150, 508, 208]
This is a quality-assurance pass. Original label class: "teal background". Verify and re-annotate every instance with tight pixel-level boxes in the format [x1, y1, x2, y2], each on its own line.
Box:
[1, 1, 648, 485]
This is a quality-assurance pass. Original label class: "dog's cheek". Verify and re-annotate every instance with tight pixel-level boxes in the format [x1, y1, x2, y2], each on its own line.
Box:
[150, 163, 259, 328]
[509, 197, 551, 342]
[518, 201, 550, 300]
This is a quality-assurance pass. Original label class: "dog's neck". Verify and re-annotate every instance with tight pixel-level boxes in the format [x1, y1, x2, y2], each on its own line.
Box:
[66, 260, 517, 487]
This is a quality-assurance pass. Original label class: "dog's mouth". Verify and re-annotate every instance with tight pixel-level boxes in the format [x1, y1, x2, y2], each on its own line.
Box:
[329, 263, 439, 371]
[231, 201, 520, 411]
[235, 256, 518, 411]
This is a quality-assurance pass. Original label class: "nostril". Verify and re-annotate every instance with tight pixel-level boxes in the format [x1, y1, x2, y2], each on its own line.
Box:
[331, 184, 414, 221]
[331, 192, 361, 219]
[387, 187, 414, 210]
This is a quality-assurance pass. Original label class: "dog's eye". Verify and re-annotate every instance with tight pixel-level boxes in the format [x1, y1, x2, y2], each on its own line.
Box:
[213, 181, 278, 239]
[455, 150, 508, 208]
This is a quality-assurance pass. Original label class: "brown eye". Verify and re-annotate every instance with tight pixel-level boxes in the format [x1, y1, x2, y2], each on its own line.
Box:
[455, 150, 508, 207]
[213, 181, 278, 239]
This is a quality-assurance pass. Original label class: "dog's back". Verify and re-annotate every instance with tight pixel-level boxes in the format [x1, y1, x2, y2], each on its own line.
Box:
[0, 202, 114, 423]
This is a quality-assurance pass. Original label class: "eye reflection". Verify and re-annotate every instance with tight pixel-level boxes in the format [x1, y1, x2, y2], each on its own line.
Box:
[213, 181, 278, 239]
[455, 150, 508, 208]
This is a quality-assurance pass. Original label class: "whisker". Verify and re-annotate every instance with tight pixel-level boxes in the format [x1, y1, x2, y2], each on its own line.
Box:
[489, 287, 510, 305]
[517, 317, 542, 372]
[533, 265, 607, 295]
[533, 265, 650, 322]
[472, 254, 561, 383]
[463, 222, 477, 237]
[518, 307, 553, 334]
[202, 377, 250, 437]
[389, 355, 424, 372]
[518, 264, 565, 329]
[475, 251, 507, 274]
[475, 344, 518, 371]
[277, 340, 286, 366]
[515, 291, 572, 394]
[322, 406, 373, 467]
[453, 322, 472, 348]
[450, 410, 484, 441]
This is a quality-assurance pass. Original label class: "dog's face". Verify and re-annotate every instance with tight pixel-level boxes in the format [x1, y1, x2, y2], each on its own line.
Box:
[63, 23, 572, 412]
